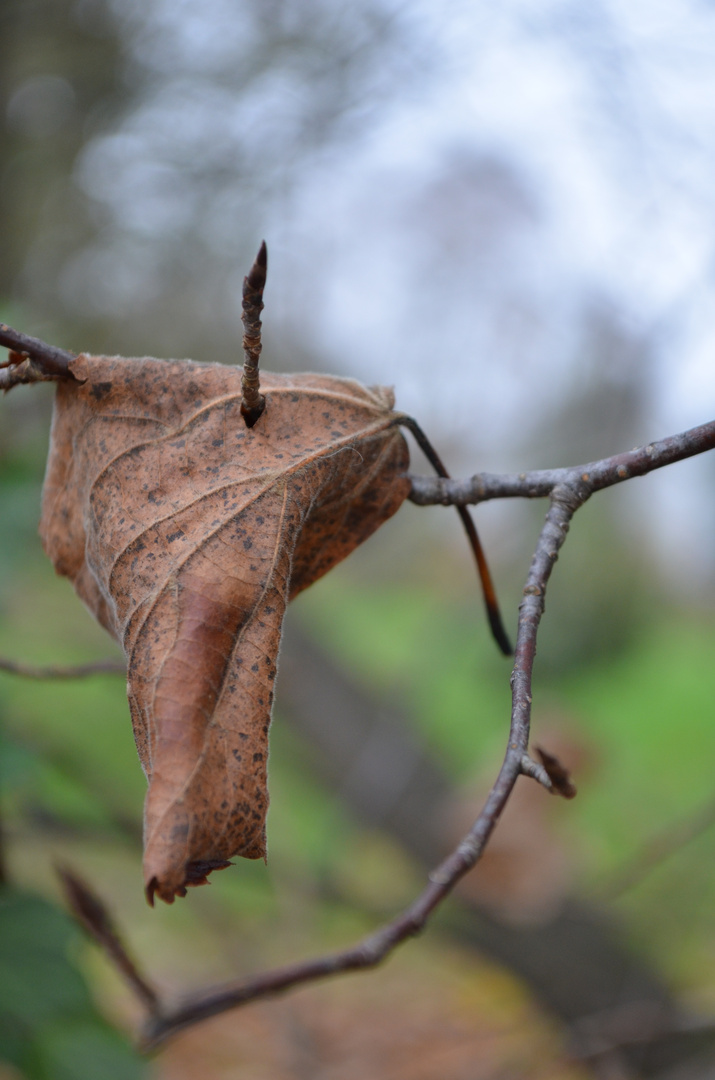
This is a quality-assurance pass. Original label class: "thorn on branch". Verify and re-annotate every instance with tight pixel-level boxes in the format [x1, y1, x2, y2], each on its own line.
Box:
[240, 241, 267, 428]
[535, 746, 577, 799]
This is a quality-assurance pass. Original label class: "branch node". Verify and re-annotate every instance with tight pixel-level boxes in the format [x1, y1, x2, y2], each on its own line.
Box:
[520, 753, 553, 792]
[240, 241, 267, 428]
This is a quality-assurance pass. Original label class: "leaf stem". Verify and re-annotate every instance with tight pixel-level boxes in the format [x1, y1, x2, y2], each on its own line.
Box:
[399, 416, 512, 655]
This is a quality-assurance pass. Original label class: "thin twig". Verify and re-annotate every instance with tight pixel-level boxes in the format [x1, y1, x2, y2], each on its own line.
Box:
[57, 866, 161, 1015]
[408, 419, 715, 506]
[400, 416, 512, 655]
[600, 793, 715, 901]
[0, 657, 125, 679]
[569, 1000, 715, 1063]
[240, 241, 267, 428]
[0, 324, 76, 389]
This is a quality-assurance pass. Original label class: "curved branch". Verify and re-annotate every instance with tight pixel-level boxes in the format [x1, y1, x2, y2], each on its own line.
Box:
[399, 415, 511, 654]
[140, 482, 585, 1048]
[37, 402, 712, 1048]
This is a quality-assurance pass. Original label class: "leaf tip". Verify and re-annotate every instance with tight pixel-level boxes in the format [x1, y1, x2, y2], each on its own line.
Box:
[144, 860, 236, 906]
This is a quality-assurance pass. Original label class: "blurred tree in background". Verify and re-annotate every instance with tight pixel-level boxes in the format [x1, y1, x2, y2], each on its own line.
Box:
[1, 1, 715, 1078]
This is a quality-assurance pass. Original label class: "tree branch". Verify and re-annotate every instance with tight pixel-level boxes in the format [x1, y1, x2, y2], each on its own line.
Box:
[0, 324, 77, 389]
[57, 866, 160, 1015]
[600, 791, 715, 901]
[408, 419, 715, 505]
[0, 657, 125, 679]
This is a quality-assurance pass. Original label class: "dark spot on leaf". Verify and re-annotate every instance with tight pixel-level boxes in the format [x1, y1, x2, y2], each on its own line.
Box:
[90, 381, 113, 400]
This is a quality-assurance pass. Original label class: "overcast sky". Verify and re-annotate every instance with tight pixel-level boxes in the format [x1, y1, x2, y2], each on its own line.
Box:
[9, 0, 715, 581]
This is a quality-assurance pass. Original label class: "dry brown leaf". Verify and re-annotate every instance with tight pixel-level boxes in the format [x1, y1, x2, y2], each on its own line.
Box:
[40, 353, 409, 903]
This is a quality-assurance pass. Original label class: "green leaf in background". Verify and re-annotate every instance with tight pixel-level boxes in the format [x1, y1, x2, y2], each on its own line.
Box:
[0, 887, 146, 1080]
[35, 1023, 146, 1080]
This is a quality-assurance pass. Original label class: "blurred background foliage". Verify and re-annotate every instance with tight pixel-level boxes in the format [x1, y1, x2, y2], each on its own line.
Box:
[1, 1, 715, 1077]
